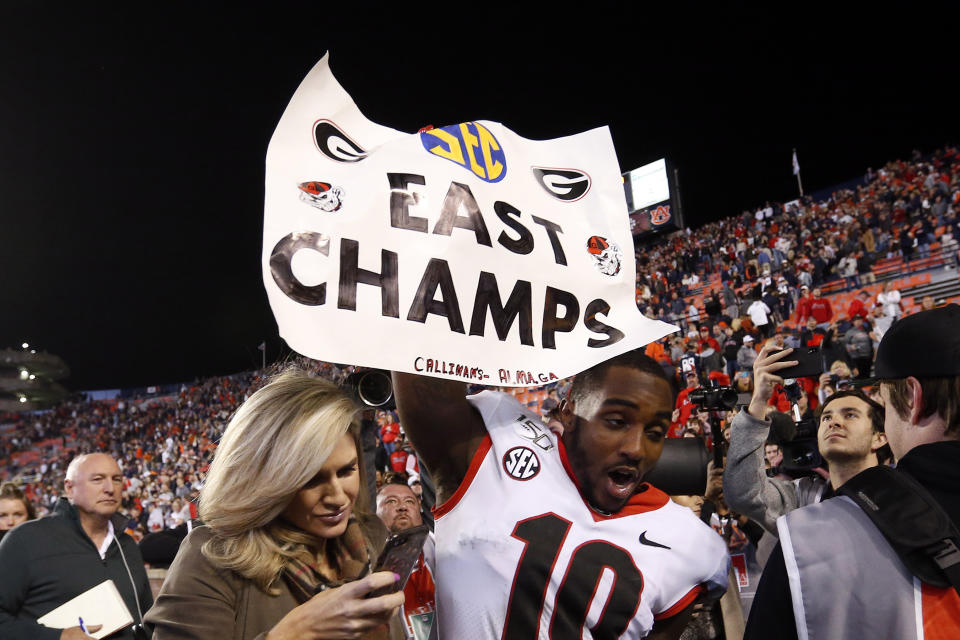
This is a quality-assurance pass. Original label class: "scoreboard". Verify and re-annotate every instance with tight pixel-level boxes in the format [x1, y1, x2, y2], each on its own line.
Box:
[622, 158, 683, 239]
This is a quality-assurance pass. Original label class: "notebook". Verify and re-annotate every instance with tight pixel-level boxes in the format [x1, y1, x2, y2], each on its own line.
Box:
[37, 579, 134, 639]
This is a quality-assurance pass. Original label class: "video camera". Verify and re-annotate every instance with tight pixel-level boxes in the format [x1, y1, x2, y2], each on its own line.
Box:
[778, 379, 823, 475]
[688, 386, 738, 411]
[688, 382, 738, 467]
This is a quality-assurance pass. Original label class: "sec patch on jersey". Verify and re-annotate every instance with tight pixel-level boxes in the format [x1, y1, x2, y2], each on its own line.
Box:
[502, 446, 540, 480]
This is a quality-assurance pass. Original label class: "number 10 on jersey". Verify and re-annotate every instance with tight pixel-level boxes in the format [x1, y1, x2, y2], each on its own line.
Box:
[502, 513, 645, 639]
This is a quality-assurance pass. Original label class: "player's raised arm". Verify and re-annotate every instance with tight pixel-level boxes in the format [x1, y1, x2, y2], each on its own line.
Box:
[390, 372, 487, 504]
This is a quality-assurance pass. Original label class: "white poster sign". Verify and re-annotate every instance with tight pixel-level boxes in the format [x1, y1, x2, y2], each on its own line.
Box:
[263, 54, 677, 387]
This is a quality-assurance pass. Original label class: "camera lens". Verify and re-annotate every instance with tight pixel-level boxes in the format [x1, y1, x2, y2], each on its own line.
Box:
[356, 371, 393, 407]
[718, 388, 738, 410]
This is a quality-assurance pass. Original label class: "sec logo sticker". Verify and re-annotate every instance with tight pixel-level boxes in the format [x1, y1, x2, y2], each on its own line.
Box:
[502, 446, 541, 481]
[420, 122, 506, 183]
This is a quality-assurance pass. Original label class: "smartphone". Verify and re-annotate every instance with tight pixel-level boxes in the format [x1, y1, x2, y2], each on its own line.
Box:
[773, 346, 824, 380]
[366, 524, 430, 598]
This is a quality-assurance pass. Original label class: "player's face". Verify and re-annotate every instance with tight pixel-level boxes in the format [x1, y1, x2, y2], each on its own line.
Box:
[817, 396, 885, 464]
[563, 368, 672, 514]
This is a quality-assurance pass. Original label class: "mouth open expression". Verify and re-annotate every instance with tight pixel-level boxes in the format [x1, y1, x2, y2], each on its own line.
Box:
[562, 367, 672, 513]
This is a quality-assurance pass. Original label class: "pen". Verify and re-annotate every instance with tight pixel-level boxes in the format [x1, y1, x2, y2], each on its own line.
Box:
[79, 617, 88, 634]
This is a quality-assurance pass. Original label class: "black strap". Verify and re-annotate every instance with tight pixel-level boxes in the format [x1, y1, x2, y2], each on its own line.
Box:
[931, 538, 960, 596]
[840, 465, 960, 597]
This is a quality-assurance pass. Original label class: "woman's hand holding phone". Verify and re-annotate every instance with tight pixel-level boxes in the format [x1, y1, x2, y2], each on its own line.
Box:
[266, 571, 404, 640]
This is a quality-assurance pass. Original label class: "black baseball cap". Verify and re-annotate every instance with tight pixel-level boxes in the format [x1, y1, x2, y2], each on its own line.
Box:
[856, 304, 960, 384]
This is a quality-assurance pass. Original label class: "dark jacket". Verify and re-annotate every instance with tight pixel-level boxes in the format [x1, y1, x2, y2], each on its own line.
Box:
[145, 513, 404, 640]
[0, 498, 153, 640]
[745, 441, 960, 639]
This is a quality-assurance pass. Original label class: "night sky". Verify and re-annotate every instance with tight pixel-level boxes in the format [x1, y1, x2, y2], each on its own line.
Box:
[1, 4, 955, 390]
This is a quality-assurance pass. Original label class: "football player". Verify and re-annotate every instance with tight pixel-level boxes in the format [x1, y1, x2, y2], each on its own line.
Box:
[392, 349, 727, 639]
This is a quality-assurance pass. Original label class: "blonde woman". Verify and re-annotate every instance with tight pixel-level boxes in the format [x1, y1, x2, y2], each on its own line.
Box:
[145, 370, 404, 640]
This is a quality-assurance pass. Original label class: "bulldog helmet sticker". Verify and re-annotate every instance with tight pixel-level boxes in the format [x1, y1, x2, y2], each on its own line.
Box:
[586, 235, 622, 276]
[298, 181, 344, 212]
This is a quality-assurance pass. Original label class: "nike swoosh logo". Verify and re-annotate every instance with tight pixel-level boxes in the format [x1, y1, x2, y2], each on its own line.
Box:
[639, 531, 671, 549]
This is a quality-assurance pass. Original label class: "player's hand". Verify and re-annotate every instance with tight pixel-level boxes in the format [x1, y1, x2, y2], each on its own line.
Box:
[266, 571, 404, 640]
[60, 625, 102, 640]
[748, 345, 797, 419]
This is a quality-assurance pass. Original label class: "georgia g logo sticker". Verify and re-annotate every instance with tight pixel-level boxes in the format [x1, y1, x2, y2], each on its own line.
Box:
[532, 167, 592, 202]
[503, 446, 541, 481]
[313, 120, 368, 163]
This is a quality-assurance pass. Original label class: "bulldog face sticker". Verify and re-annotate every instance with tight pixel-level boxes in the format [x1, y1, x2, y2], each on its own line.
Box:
[298, 181, 344, 212]
[586, 235, 622, 276]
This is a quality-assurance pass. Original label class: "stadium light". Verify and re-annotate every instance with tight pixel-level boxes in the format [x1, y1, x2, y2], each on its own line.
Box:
[18, 397, 26, 403]
[29, 374, 36, 380]
[21, 342, 28, 349]
[19, 369, 28, 380]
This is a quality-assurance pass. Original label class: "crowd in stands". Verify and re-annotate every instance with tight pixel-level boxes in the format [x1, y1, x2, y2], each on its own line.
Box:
[635, 145, 960, 332]
[0, 356, 553, 543]
[0, 359, 363, 536]
[1, 146, 958, 638]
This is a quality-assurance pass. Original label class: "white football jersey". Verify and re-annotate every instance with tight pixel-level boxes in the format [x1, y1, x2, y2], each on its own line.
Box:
[434, 391, 728, 640]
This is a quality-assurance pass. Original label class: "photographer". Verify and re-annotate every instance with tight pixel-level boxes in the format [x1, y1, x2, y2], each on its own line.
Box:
[745, 305, 960, 639]
[722, 345, 889, 534]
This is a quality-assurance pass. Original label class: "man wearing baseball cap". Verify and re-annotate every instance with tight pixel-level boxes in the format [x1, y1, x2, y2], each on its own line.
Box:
[736, 335, 757, 372]
[744, 305, 960, 639]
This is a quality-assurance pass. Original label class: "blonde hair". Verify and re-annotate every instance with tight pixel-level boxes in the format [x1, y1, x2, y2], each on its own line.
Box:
[829, 360, 852, 377]
[199, 369, 365, 591]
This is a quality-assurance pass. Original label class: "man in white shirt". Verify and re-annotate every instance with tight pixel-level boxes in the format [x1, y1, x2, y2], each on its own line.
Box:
[747, 298, 773, 338]
[876, 281, 903, 320]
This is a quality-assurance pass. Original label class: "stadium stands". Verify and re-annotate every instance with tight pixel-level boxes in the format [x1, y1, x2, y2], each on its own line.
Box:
[1, 145, 957, 563]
